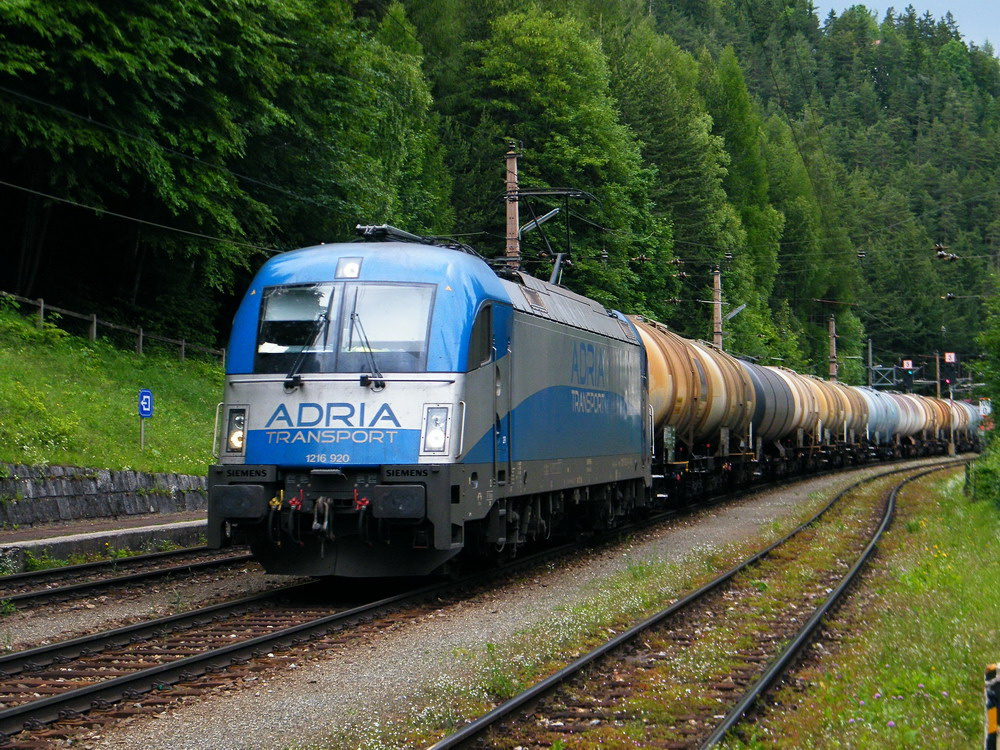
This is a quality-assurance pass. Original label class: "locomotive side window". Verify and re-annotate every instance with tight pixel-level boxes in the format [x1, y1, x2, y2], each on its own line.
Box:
[466, 304, 492, 371]
[339, 283, 434, 373]
[255, 284, 338, 374]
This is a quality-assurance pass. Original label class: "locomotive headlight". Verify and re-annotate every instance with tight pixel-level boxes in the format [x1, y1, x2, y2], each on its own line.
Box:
[226, 408, 247, 454]
[335, 257, 362, 279]
[421, 406, 450, 454]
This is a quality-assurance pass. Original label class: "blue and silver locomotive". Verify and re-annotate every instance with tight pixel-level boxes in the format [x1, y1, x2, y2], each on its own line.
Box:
[208, 226, 650, 577]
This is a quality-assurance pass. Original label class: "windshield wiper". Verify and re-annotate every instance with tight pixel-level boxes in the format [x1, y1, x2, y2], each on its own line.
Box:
[284, 312, 329, 391]
[349, 312, 384, 390]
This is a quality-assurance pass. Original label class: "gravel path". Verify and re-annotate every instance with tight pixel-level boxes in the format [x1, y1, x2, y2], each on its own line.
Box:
[64, 459, 954, 749]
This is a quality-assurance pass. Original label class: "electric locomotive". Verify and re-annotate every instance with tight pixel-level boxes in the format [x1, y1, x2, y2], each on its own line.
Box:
[207, 226, 649, 577]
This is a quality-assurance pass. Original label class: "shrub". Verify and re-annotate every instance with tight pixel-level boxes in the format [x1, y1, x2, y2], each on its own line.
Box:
[968, 435, 1000, 506]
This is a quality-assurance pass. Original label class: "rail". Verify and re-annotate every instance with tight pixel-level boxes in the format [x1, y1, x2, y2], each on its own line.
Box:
[0, 549, 254, 608]
[701, 462, 957, 746]
[0, 458, 967, 744]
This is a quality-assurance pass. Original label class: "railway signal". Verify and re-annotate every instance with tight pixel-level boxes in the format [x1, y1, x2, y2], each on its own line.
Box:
[900, 360, 916, 391]
[942, 352, 959, 384]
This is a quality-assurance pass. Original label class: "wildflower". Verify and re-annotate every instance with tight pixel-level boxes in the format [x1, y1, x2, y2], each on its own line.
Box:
[874, 693, 881, 699]
[918, 684, 924, 689]
[887, 721, 896, 728]
[859, 700, 865, 706]
[848, 718, 855, 724]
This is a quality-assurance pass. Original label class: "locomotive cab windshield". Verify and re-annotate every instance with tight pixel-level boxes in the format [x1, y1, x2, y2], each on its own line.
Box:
[254, 281, 435, 374]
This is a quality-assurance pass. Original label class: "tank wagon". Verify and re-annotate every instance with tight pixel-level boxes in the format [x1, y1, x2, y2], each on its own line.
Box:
[207, 227, 981, 578]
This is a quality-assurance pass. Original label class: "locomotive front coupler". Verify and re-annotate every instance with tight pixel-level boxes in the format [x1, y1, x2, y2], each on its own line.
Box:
[282, 468, 380, 515]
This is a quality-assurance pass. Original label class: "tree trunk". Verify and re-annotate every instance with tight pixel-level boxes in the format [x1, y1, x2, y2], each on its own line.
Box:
[16, 195, 50, 298]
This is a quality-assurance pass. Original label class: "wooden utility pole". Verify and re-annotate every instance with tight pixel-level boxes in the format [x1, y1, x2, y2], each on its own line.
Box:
[504, 144, 520, 268]
[935, 351, 941, 398]
[828, 315, 838, 381]
[712, 265, 723, 350]
[867, 338, 873, 387]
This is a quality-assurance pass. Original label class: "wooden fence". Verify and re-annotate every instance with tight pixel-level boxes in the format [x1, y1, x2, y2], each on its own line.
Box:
[2, 291, 225, 364]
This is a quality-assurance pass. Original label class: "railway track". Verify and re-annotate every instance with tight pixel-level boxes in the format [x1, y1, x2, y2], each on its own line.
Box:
[0, 532, 594, 747]
[0, 457, 963, 746]
[0, 547, 255, 609]
[0, 581, 405, 745]
[428, 460, 964, 749]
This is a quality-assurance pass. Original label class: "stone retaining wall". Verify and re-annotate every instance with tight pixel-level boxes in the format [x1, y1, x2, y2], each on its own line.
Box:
[0, 463, 207, 527]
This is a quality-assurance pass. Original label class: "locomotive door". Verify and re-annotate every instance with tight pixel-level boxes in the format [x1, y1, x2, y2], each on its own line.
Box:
[493, 305, 513, 489]
[640, 346, 650, 466]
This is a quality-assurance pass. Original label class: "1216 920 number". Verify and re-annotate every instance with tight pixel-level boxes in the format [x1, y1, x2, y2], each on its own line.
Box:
[305, 453, 351, 464]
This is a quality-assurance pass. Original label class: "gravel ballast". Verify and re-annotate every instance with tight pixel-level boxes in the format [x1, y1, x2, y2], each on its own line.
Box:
[1, 565, 298, 651]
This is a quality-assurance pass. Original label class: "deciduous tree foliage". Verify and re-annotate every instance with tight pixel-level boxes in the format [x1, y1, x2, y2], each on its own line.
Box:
[454, 8, 670, 314]
[0, 0, 449, 341]
[0, 0, 996, 389]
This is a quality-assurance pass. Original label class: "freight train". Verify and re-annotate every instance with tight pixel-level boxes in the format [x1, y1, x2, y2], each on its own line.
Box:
[206, 226, 981, 577]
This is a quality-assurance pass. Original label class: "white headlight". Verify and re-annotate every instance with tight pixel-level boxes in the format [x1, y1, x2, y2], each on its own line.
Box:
[226, 408, 246, 454]
[422, 406, 450, 453]
[227, 428, 245, 452]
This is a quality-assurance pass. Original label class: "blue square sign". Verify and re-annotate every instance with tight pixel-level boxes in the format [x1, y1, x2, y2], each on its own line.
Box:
[138, 389, 154, 418]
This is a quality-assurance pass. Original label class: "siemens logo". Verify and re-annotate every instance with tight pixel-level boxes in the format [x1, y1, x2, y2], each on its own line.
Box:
[225, 468, 269, 478]
[221, 466, 276, 481]
[385, 468, 429, 478]
[265, 402, 401, 429]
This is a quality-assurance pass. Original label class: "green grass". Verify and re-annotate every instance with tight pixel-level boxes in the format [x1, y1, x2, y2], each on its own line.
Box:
[0, 305, 223, 475]
[725, 470, 999, 748]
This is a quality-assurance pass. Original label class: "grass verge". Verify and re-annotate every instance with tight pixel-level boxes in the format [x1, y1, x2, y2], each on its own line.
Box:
[0, 306, 222, 475]
[18, 538, 185, 572]
[724, 468, 997, 748]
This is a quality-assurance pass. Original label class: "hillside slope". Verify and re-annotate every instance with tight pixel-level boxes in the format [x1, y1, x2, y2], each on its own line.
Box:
[0, 309, 222, 475]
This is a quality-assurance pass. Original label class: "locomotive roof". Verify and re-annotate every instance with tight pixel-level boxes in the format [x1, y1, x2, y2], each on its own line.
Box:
[225, 240, 638, 375]
[254, 240, 637, 344]
[498, 269, 638, 345]
[251, 240, 502, 291]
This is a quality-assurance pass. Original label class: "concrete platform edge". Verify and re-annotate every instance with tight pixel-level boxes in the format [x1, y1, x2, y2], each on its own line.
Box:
[0, 520, 208, 573]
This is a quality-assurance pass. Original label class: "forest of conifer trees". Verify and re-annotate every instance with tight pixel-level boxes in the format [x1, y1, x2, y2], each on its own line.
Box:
[1, 1, 998, 388]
